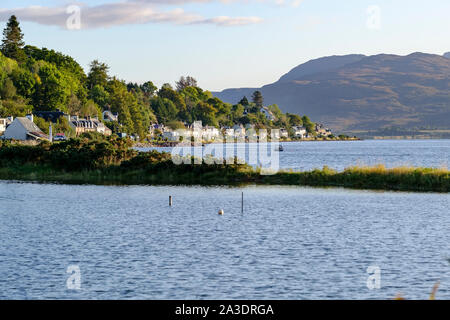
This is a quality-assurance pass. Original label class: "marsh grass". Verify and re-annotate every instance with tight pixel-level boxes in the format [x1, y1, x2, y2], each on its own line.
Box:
[0, 162, 448, 192]
[0, 140, 448, 192]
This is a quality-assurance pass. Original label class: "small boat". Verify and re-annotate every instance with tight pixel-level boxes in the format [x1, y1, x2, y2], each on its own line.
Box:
[277, 145, 284, 152]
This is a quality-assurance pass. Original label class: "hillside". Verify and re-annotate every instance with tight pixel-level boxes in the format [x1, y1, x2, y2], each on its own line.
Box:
[2, 15, 312, 142]
[214, 53, 450, 134]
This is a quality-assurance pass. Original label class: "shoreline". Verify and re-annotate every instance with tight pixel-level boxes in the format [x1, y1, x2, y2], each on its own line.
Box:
[134, 137, 361, 148]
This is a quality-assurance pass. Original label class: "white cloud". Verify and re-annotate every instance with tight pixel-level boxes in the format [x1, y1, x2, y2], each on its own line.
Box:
[0, 1, 264, 29]
[194, 16, 263, 26]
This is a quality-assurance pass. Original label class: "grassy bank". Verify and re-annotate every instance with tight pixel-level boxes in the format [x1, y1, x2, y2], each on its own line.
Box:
[0, 162, 448, 193]
[0, 139, 448, 192]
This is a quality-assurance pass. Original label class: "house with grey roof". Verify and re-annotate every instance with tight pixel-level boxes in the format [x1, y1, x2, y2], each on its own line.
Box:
[1, 115, 50, 141]
[69, 116, 112, 136]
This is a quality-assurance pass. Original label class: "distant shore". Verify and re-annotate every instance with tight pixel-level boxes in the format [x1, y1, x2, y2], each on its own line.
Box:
[133, 137, 361, 148]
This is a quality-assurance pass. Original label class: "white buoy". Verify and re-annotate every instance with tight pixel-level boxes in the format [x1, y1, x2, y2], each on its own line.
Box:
[218, 209, 224, 215]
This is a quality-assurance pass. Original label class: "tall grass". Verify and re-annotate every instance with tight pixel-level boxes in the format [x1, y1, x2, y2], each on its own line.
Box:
[0, 140, 448, 192]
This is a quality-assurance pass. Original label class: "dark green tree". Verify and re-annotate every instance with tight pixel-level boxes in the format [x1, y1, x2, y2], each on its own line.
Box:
[251, 91, 263, 108]
[193, 102, 217, 127]
[239, 96, 249, 106]
[140, 81, 157, 97]
[87, 60, 109, 90]
[302, 115, 315, 134]
[287, 113, 303, 126]
[1, 15, 26, 63]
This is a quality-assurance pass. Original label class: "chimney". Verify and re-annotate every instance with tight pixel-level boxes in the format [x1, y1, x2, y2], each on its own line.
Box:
[49, 124, 53, 143]
[26, 114, 34, 122]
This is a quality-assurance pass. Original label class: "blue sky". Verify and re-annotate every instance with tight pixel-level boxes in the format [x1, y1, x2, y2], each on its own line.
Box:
[1, 0, 449, 91]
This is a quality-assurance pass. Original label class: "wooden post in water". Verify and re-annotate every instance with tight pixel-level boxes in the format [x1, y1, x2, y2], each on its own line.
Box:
[169, 196, 172, 207]
[241, 192, 244, 213]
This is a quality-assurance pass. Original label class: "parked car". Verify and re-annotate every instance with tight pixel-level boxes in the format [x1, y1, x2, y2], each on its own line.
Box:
[53, 133, 67, 141]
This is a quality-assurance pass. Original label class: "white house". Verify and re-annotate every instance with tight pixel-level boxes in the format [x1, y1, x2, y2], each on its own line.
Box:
[2, 115, 50, 141]
[280, 128, 289, 138]
[162, 130, 181, 141]
[202, 126, 220, 141]
[0, 116, 14, 134]
[232, 124, 246, 137]
[292, 126, 307, 139]
[224, 128, 235, 138]
[0, 118, 7, 134]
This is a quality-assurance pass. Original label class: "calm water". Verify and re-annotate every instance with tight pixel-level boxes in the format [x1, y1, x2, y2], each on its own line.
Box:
[1, 182, 449, 300]
[139, 139, 450, 171]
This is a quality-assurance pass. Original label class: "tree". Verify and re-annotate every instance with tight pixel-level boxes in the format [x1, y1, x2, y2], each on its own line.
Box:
[239, 96, 249, 106]
[67, 94, 82, 115]
[166, 120, 186, 130]
[0, 78, 17, 99]
[33, 62, 71, 111]
[140, 81, 157, 97]
[302, 115, 315, 134]
[151, 97, 178, 123]
[287, 113, 303, 126]
[251, 91, 263, 108]
[176, 76, 198, 91]
[1, 16, 26, 63]
[87, 60, 109, 90]
[80, 99, 100, 118]
[193, 102, 217, 127]
[11, 68, 35, 98]
[231, 104, 244, 121]
[89, 84, 109, 108]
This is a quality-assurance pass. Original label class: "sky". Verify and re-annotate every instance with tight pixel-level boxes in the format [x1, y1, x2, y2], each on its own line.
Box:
[1, 0, 449, 91]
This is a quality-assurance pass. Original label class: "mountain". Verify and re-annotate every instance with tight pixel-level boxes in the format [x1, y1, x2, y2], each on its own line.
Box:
[213, 53, 450, 133]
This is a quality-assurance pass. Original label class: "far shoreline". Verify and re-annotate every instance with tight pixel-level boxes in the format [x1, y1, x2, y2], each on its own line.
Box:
[134, 137, 361, 148]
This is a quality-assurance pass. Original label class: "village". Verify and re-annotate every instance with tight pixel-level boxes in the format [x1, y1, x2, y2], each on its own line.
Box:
[0, 107, 335, 144]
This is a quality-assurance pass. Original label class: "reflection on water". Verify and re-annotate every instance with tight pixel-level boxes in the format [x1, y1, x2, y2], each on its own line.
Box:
[0, 182, 449, 299]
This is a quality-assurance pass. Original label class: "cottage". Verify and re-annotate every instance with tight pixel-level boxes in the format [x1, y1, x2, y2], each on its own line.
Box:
[69, 116, 112, 136]
[280, 128, 289, 138]
[0, 118, 7, 134]
[203, 126, 220, 140]
[162, 130, 181, 141]
[102, 110, 119, 122]
[149, 123, 165, 137]
[224, 128, 235, 137]
[315, 123, 332, 137]
[232, 124, 246, 138]
[2, 115, 50, 141]
[0, 116, 14, 134]
[292, 126, 307, 139]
